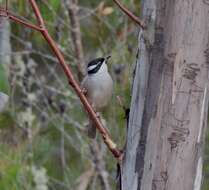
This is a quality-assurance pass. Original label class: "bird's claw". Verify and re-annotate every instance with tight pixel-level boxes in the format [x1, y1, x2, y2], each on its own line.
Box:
[81, 88, 87, 95]
[96, 112, 100, 119]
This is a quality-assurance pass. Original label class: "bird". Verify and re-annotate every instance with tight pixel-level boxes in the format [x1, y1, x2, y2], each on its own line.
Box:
[81, 56, 113, 138]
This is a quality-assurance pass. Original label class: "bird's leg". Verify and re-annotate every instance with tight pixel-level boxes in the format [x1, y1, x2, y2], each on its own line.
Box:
[91, 104, 100, 120]
[81, 87, 87, 96]
[81, 89, 99, 118]
[96, 112, 101, 119]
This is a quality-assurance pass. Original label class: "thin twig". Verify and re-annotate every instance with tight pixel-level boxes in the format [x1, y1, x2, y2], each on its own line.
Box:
[65, 0, 86, 80]
[112, 0, 145, 29]
[0, 1, 122, 160]
[29, 0, 45, 27]
[0, 9, 42, 31]
[116, 96, 125, 109]
[9, 14, 43, 31]
[90, 141, 111, 190]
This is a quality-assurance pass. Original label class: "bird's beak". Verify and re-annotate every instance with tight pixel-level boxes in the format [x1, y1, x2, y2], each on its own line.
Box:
[105, 55, 111, 64]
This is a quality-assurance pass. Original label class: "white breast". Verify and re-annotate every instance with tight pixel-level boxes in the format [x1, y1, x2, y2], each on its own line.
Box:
[82, 70, 113, 110]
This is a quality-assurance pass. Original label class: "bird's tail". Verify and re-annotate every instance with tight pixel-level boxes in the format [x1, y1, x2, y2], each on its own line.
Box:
[87, 116, 96, 138]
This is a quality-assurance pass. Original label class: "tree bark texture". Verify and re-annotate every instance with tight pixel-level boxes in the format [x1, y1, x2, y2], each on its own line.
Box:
[0, 18, 10, 113]
[0, 17, 11, 67]
[122, 0, 209, 190]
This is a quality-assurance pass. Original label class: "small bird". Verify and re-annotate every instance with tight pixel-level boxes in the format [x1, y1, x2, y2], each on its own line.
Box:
[81, 56, 113, 138]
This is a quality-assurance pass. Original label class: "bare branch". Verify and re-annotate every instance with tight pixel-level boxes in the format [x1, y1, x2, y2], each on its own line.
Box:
[9, 14, 42, 31]
[90, 141, 111, 190]
[28, 0, 45, 27]
[112, 0, 145, 29]
[66, 0, 86, 79]
[0, 9, 42, 31]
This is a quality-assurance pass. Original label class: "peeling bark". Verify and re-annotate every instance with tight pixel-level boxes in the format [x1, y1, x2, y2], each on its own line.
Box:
[122, 0, 209, 190]
[0, 17, 11, 107]
[0, 17, 11, 66]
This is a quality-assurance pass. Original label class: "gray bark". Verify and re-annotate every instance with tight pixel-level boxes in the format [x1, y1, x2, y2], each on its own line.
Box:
[0, 17, 11, 111]
[122, 0, 209, 190]
[0, 17, 11, 66]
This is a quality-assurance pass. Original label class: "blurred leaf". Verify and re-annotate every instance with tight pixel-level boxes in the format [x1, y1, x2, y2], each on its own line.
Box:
[102, 7, 114, 15]
[97, 2, 113, 16]
[97, 1, 105, 12]
[31, 165, 48, 190]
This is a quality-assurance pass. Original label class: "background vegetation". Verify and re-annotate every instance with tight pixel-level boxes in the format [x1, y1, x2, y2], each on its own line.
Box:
[0, 1, 139, 189]
[0, 1, 209, 190]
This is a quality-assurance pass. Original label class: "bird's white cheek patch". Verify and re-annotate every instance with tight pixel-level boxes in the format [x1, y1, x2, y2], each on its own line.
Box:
[87, 65, 97, 72]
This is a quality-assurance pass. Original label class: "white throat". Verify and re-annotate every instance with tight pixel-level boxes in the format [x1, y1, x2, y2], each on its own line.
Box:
[87, 60, 108, 75]
[97, 61, 108, 74]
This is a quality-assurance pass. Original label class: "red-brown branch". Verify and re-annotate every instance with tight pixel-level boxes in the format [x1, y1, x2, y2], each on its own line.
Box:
[9, 13, 43, 31]
[29, 0, 45, 27]
[0, 1, 122, 160]
[112, 0, 145, 29]
[0, 8, 42, 31]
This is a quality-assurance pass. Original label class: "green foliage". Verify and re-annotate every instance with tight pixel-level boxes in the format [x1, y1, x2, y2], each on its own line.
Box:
[0, 64, 9, 94]
[0, 144, 33, 190]
[0, 112, 14, 129]
[40, 0, 60, 20]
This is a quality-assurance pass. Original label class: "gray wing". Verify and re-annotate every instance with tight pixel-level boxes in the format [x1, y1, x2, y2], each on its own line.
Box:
[81, 76, 87, 87]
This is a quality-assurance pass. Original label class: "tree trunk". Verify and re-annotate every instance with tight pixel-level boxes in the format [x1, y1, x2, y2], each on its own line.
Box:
[122, 0, 209, 190]
[0, 17, 10, 109]
[0, 17, 11, 66]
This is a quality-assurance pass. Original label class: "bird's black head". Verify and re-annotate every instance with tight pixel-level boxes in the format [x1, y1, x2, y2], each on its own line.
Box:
[87, 57, 105, 74]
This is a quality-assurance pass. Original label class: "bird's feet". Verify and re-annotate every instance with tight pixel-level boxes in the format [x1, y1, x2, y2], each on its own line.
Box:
[96, 112, 100, 119]
[81, 88, 87, 96]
